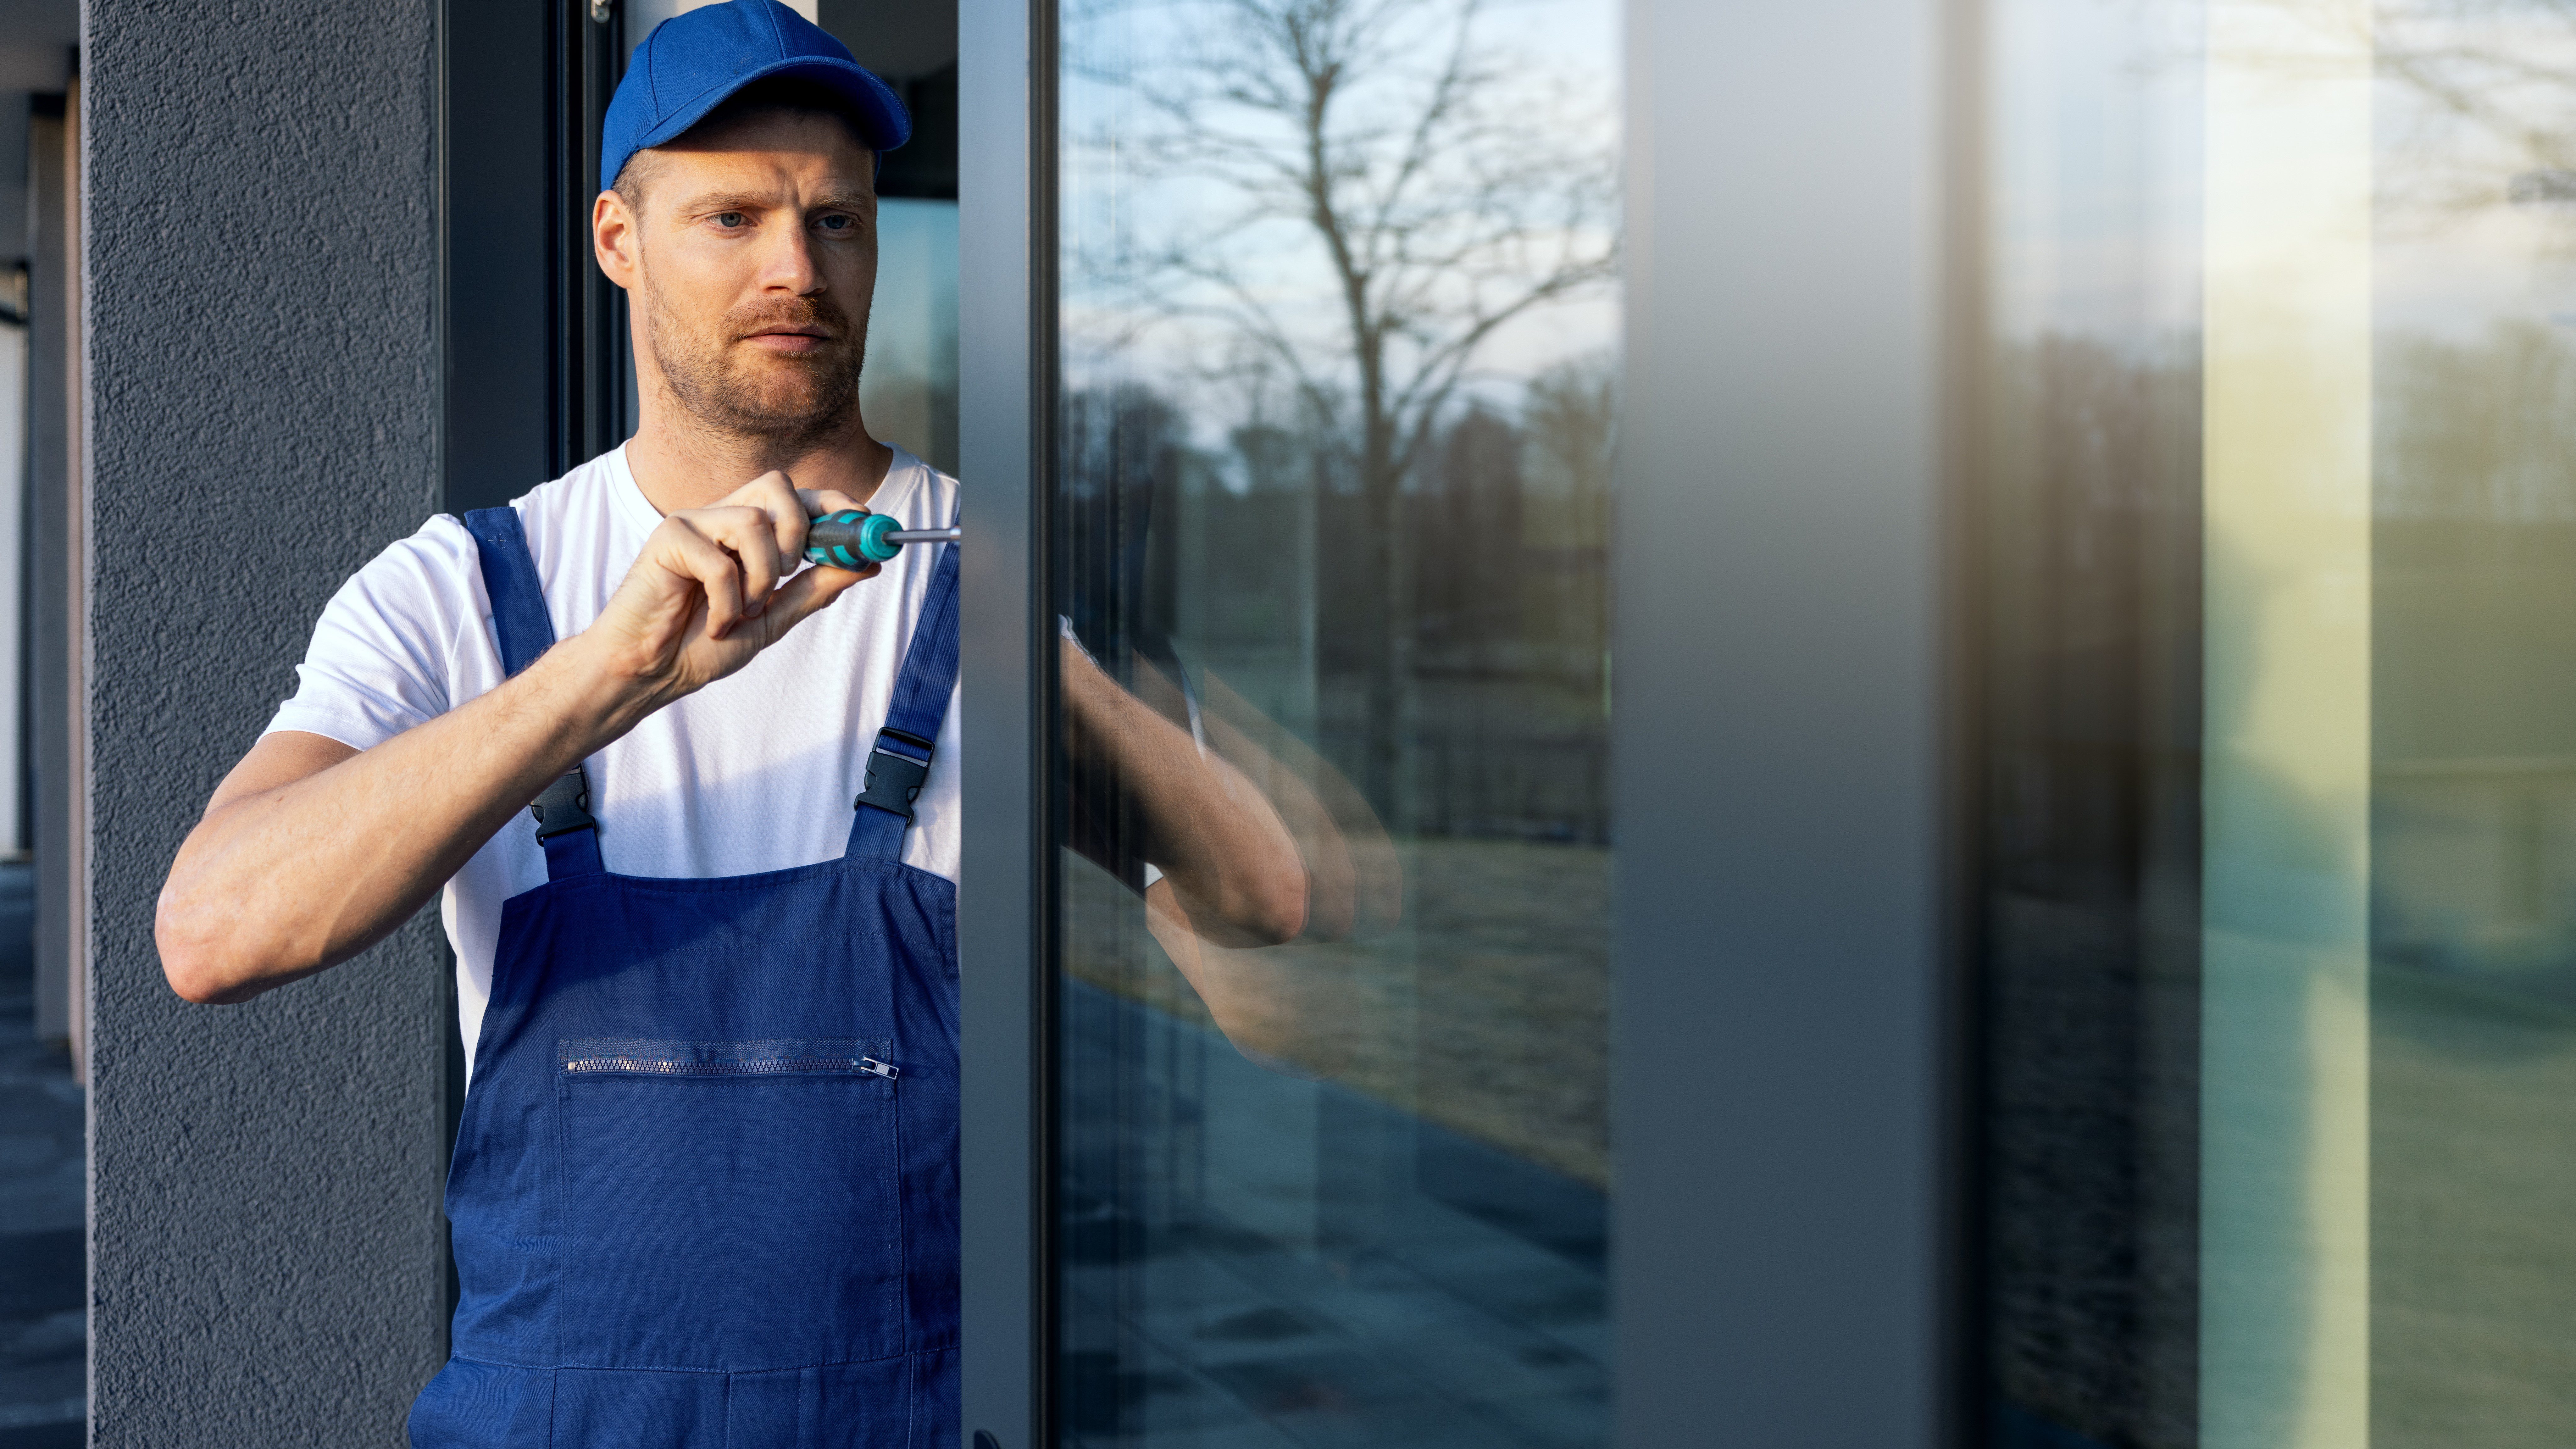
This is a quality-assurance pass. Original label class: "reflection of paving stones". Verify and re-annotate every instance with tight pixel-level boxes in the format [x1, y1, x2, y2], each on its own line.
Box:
[1063, 837, 1611, 1190]
[1064, 982, 1607, 1449]
[1992, 1400, 2118, 1448]
[1201, 1353, 1418, 1416]
[0, 865, 82, 1449]
[1196, 1307, 1311, 1344]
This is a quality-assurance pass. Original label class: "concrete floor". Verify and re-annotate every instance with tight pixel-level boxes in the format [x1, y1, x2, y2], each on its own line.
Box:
[0, 865, 81, 1448]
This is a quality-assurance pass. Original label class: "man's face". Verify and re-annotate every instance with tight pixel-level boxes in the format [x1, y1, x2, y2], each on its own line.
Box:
[603, 110, 879, 445]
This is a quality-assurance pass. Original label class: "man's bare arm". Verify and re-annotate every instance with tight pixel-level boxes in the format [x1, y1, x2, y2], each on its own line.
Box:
[1060, 641, 1410, 1075]
[157, 472, 875, 1004]
[1058, 636, 1311, 950]
[160, 643, 652, 1002]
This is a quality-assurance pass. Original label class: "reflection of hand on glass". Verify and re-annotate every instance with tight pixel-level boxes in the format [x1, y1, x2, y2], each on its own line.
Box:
[1059, 631, 1398, 1074]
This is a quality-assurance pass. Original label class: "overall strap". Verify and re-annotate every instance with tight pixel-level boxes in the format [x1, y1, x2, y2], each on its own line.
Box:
[848, 540, 962, 861]
[463, 507, 604, 879]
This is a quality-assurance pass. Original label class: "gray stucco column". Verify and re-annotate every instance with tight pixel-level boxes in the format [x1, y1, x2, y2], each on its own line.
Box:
[84, 1, 449, 1442]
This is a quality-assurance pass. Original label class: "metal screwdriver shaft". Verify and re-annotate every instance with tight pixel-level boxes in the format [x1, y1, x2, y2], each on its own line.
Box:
[802, 511, 963, 569]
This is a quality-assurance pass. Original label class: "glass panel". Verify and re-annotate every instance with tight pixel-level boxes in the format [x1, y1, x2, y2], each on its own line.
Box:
[1052, 0, 1620, 1443]
[1983, 1, 2576, 1446]
[2369, 3, 2576, 1441]
[863, 197, 959, 474]
[1978, 3, 2205, 1441]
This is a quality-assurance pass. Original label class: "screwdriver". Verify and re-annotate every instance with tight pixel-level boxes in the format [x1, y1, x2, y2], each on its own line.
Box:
[802, 510, 963, 569]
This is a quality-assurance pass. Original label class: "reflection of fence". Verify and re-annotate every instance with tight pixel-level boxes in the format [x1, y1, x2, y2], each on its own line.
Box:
[2374, 756, 2576, 980]
[1318, 730, 1611, 844]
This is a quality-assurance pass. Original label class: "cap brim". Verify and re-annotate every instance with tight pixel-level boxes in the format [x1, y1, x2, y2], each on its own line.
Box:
[632, 53, 911, 162]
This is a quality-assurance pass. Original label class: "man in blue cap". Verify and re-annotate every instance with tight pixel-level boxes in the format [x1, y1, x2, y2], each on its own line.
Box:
[152, 2, 1320, 1442]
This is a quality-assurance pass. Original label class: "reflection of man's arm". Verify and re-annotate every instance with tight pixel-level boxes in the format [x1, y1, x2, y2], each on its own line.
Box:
[1058, 635, 1401, 1073]
[1183, 669, 1400, 942]
[1059, 634, 1308, 946]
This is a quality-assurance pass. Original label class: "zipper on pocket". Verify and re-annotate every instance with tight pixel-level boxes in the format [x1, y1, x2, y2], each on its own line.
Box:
[558, 1038, 899, 1080]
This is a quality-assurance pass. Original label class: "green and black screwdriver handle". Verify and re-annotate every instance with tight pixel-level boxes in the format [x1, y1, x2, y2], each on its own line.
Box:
[801, 510, 962, 570]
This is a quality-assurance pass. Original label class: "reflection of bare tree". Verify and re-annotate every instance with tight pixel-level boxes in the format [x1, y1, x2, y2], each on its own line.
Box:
[2213, 0, 2576, 221]
[1072, 0, 1617, 806]
[2373, 0, 2576, 223]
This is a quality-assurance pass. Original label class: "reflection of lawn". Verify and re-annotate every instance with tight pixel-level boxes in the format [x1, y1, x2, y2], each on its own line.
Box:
[1063, 836, 1611, 1189]
[2373, 963, 2576, 1448]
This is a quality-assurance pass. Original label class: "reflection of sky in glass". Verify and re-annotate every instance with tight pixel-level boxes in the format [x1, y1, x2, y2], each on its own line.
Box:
[2375, 3, 2576, 338]
[2374, 2, 2576, 521]
[1061, 0, 1621, 458]
[1988, 0, 2576, 346]
[862, 198, 958, 472]
[1989, 0, 2201, 347]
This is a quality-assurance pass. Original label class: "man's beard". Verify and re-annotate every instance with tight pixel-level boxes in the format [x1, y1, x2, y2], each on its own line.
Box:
[645, 284, 866, 447]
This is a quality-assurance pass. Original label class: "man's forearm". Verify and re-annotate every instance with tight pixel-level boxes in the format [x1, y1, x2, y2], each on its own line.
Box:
[159, 473, 876, 1005]
[156, 634, 658, 1003]
[1058, 640, 1308, 946]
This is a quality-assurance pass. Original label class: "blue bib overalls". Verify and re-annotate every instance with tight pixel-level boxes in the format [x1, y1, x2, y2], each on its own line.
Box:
[408, 507, 962, 1448]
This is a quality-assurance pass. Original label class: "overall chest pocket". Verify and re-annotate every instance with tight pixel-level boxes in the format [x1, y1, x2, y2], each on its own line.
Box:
[554, 1039, 906, 1372]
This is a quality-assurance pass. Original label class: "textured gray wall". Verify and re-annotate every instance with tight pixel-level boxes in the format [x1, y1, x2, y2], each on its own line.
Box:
[84, 0, 449, 1443]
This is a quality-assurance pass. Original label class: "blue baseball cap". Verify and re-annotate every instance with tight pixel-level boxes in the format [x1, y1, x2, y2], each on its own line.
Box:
[601, 0, 910, 193]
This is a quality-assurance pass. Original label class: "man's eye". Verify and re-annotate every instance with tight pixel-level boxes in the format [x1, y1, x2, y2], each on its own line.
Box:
[816, 214, 855, 234]
[712, 211, 747, 229]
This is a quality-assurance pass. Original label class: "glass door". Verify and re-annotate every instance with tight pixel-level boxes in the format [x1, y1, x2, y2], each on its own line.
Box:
[1049, 0, 1621, 1442]
[1981, 0, 2576, 1444]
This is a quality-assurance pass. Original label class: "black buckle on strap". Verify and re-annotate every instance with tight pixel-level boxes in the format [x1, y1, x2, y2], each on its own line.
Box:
[855, 731, 934, 822]
[530, 768, 596, 840]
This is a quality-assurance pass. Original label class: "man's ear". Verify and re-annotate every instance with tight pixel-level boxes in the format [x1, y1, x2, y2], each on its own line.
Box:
[594, 189, 640, 292]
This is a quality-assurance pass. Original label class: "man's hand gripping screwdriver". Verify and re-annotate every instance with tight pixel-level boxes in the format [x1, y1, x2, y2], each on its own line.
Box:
[802, 510, 963, 570]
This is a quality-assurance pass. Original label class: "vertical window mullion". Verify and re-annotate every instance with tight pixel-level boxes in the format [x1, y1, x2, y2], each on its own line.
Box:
[958, 0, 1052, 1443]
[552, 0, 623, 476]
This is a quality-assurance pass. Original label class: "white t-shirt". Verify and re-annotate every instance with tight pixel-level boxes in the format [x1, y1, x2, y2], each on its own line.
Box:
[265, 444, 962, 1074]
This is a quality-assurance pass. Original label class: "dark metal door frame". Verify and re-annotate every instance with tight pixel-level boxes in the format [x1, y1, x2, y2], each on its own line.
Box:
[1611, 1, 1962, 1444]
[552, 0, 627, 476]
[957, 0, 1054, 1443]
[442, 0, 624, 519]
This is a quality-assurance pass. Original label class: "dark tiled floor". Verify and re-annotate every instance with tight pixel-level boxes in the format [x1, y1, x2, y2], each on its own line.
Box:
[1991, 1402, 2117, 1449]
[0, 866, 83, 1448]
[1061, 983, 1609, 1449]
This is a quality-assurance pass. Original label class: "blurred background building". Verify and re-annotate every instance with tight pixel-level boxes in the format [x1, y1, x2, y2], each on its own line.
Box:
[0, 0, 80, 1444]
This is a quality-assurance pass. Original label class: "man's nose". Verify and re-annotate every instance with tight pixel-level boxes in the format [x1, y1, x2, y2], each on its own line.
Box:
[759, 221, 824, 294]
